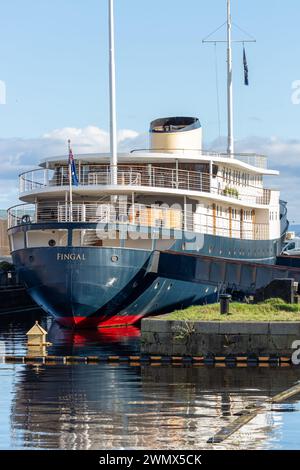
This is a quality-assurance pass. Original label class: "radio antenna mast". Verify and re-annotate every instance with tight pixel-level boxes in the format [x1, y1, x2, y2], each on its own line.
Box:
[203, 0, 256, 157]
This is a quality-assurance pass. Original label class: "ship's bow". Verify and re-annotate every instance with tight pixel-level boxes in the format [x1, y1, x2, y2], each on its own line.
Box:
[12, 247, 153, 328]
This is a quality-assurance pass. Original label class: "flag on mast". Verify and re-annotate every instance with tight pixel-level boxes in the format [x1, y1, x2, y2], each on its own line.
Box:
[243, 46, 249, 86]
[68, 140, 79, 186]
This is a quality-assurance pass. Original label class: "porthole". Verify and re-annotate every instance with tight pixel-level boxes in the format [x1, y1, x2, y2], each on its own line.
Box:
[48, 239, 56, 247]
[111, 255, 119, 262]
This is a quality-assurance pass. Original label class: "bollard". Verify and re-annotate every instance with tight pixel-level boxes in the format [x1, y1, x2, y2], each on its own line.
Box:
[219, 294, 232, 315]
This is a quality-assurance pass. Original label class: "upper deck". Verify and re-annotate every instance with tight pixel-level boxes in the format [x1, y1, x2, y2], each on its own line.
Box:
[19, 150, 279, 209]
[38, 149, 273, 172]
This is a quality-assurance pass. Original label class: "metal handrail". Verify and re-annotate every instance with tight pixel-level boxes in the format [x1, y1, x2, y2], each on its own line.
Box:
[18, 165, 273, 206]
[130, 148, 267, 169]
[7, 202, 270, 240]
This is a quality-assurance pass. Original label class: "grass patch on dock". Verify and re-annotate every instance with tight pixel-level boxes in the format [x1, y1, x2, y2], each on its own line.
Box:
[163, 298, 300, 322]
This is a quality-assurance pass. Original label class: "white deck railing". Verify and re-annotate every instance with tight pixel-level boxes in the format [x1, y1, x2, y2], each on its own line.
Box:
[7, 202, 270, 241]
[19, 165, 272, 206]
[130, 149, 268, 169]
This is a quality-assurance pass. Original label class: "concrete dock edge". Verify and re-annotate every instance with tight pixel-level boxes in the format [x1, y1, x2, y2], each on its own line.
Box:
[141, 318, 300, 358]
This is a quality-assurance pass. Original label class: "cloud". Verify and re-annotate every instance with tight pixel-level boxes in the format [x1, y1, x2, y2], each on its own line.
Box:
[209, 135, 300, 222]
[0, 126, 147, 207]
[43, 126, 147, 154]
[0, 179, 20, 206]
[0, 127, 300, 222]
[234, 136, 300, 171]
[43, 126, 110, 152]
[0, 126, 146, 181]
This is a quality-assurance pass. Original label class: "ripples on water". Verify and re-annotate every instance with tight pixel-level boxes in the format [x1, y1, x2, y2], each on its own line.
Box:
[0, 310, 300, 450]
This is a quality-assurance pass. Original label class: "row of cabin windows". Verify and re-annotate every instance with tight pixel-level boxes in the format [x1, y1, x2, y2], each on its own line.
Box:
[208, 245, 276, 257]
[243, 210, 253, 222]
[215, 209, 278, 223]
[215, 205, 253, 221]
[270, 211, 278, 221]
[221, 168, 262, 187]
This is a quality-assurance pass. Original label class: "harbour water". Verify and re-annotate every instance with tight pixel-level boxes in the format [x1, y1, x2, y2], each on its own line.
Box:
[0, 311, 300, 450]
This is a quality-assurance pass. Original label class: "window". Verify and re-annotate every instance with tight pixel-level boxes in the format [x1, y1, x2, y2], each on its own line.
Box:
[26, 230, 68, 248]
[11, 232, 25, 251]
[212, 165, 218, 177]
[73, 229, 120, 247]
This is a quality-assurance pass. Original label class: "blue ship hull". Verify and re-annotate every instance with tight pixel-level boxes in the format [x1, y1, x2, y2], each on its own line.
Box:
[12, 246, 220, 327]
[10, 220, 284, 328]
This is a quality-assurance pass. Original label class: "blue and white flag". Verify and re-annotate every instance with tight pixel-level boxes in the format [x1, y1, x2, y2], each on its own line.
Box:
[68, 143, 79, 186]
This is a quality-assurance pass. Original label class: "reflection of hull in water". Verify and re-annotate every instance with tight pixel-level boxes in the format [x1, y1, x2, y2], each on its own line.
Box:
[11, 365, 298, 450]
[47, 321, 140, 357]
[48, 322, 140, 345]
[67, 326, 141, 345]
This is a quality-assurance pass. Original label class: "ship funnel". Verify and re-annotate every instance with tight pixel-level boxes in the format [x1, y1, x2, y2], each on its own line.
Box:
[150, 117, 202, 152]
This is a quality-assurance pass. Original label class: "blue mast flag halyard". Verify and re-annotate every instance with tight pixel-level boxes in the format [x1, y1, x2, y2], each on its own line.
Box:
[68, 140, 79, 186]
[243, 46, 249, 86]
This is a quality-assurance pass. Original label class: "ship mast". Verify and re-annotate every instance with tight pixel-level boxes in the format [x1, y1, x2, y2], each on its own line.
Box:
[203, 0, 255, 158]
[227, 0, 234, 157]
[108, 0, 118, 185]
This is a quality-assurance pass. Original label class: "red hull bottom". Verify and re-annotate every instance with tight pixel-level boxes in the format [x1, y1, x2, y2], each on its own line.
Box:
[56, 314, 144, 329]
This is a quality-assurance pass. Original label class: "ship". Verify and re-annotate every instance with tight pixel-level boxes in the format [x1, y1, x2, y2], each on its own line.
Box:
[7, 1, 289, 328]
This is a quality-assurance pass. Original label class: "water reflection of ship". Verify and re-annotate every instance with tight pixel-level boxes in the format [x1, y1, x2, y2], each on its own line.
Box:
[11, 365, 300, 450]
[47, 322, 140, 357]
[139, 366, 295, 449]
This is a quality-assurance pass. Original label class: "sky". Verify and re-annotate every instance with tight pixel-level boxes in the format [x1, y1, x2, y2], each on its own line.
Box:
[0, 0, 300, 220]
